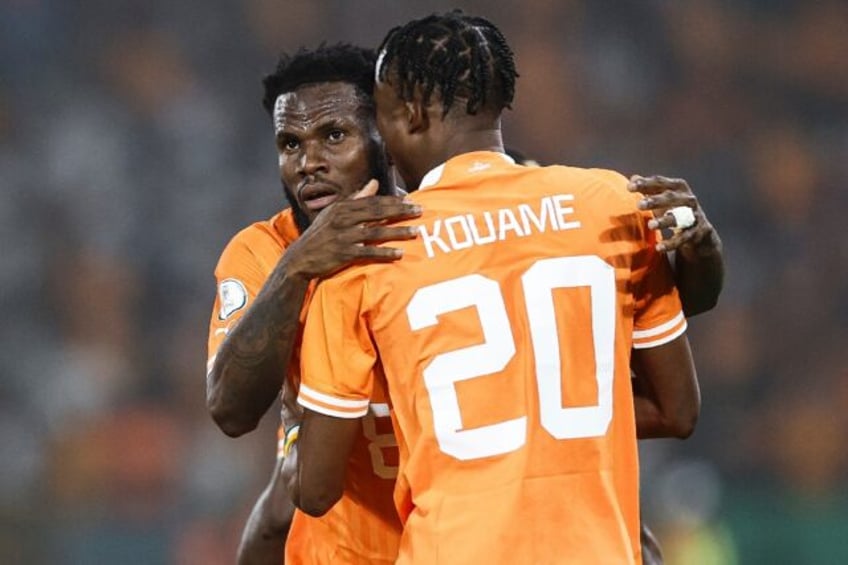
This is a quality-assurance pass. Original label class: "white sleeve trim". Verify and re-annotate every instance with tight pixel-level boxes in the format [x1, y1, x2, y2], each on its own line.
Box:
[633, 311, 685, 339]
[299, 383, 371, 410]
[297, 396, 369, 419]
[632, 319, 688, 349]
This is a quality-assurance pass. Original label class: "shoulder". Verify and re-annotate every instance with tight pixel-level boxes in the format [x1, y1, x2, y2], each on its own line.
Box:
[514, 163, 632, 196]
[584, 167, 630, 188]
[537, 165, 630, 191]
[214, 210, 294, 278]
[543, 165, 641, 209]
[311, 262, 379, 310]
[538, 165, 647, 240]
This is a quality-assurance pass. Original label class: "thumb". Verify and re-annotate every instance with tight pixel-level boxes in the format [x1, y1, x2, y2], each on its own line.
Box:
[353, 179, 379, 199]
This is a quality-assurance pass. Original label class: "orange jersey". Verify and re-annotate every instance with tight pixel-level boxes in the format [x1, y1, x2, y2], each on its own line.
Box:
[298, 152, 688, 565]
[207, 208, 402, 564]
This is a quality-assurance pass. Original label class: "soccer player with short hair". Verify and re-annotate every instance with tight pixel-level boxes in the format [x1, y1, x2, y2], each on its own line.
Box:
[206, 44, 419, 564]
[291, 12, 703, 564]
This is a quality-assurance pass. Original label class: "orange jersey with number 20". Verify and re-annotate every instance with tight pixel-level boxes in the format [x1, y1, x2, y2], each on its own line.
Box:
[298, 152, 688, 565]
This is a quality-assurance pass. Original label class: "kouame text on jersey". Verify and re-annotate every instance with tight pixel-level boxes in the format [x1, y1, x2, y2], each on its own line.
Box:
[417, 192, 580, 258]
[207, 208, 401, 564]
[298, 152, 687, 564]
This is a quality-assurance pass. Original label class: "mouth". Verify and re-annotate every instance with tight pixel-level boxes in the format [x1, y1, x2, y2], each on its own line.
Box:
[298, 183, 340, 211]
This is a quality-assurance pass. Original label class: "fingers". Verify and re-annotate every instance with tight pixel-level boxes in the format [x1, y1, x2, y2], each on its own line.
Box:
[357, 224, 420, 244]
[638, 191, 697, 212]
[631, 174, 709, 252]
[655, 225, 707, 253]
[350, 244, 406, 261]
[628, 174, 689, 195]
[335, 195, 423, 225]
[656, 233, 682, 253]
[340, 226, 419, 263]
[352, 179, 379, 199]
[647, 213, 679, 231]
[297, 193, 422, 276]
[648, 206, 698, 230]
[629, 175, 698, 214]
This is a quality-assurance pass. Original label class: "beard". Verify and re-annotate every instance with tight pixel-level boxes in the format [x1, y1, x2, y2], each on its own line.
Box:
[283, 140, 394, 235]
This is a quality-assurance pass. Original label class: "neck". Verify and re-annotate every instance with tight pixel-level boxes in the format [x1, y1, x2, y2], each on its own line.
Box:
[409, 118, 504, 188]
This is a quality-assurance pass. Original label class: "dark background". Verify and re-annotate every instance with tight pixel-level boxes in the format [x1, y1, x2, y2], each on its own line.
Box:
[2, 1, 846, 563]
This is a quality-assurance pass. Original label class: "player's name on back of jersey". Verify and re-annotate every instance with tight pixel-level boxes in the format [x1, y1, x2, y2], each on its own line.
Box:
[418, 194, 581, 258]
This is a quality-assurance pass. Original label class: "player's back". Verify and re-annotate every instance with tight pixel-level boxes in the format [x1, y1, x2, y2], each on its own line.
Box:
[359, 152, 685, 564]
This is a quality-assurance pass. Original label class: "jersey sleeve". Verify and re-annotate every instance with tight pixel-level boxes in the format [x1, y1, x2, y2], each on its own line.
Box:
[630, 211, 687, 349]
[297, 271, 377, 419]
[206, 234, 271, 377]
[590, 168, 687, 348]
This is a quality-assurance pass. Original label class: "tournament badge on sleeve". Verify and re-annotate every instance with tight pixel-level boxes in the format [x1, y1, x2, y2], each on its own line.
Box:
[218, 278, 248, 320]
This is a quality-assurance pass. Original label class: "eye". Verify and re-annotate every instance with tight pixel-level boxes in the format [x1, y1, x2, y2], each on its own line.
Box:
[277, 135, 299, 152]
[327, 129, 346, 143]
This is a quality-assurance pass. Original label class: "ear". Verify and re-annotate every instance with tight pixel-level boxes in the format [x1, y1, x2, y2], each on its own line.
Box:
[405, 96, 429, 135]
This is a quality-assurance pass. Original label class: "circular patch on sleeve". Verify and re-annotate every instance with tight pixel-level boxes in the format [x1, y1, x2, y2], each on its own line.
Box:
[218, 278, 248, 320]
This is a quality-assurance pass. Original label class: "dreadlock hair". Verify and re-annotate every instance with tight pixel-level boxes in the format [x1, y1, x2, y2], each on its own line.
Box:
[375, 10, 518, 118]
[262, 43, 376, 117]
[261, 43, 392, 233]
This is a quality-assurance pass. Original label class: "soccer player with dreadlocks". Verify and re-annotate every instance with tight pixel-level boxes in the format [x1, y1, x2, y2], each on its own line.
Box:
[291, 11, 706, 565]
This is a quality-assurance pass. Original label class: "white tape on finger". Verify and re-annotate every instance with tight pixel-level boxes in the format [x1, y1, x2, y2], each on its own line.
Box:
[666, 206, 696, 230]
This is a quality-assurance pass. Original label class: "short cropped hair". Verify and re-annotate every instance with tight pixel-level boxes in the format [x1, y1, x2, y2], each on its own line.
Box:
[262, 43, 377, 117]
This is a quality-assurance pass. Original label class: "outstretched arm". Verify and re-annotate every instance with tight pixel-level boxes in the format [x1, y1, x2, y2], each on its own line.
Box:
[628, 175, 725, 317]
[207, 181, 421, 437]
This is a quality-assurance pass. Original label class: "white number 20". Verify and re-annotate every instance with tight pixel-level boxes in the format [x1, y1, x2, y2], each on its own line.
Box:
[406, 256, 616, 461]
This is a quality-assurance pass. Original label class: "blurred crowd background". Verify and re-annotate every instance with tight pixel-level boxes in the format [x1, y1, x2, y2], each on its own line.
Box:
[2, 0, 847, 563]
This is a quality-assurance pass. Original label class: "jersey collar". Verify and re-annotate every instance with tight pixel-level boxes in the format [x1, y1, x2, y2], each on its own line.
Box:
[274, 208, 301, 246]
[418, 151, 515, 191]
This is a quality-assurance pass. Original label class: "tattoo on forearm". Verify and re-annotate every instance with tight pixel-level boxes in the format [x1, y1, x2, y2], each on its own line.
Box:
[213, 262, 310, 415]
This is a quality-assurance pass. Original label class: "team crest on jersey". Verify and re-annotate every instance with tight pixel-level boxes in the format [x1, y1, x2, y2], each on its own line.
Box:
[218, 279, 248, 320]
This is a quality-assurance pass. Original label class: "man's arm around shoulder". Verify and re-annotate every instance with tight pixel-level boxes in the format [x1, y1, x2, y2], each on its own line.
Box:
[207, 182, 421, 436]
[207, 254, 311, 437]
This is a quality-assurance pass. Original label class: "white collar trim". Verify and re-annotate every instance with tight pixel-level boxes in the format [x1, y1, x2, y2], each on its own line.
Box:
[418, 164, 446, 191]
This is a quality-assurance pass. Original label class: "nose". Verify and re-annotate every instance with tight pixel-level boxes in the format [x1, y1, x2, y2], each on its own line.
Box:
[297, 140, 328, 178]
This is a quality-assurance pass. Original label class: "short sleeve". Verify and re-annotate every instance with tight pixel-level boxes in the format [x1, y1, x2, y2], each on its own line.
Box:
[298, 271, 377, 419]
[588, 167, 687, 348]
[630, 213, 687, 349]
[206, 235, 271, 375]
